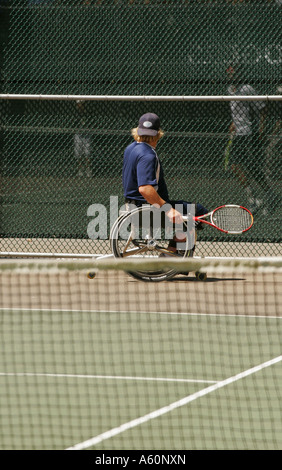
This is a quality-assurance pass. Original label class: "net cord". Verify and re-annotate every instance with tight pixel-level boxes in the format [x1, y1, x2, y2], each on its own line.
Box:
[0, 257, 281, 274]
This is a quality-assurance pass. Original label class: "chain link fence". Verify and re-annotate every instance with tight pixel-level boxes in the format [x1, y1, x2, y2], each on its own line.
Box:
[0, 1, 281, 257]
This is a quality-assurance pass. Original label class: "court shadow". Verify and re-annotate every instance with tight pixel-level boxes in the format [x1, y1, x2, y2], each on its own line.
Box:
[169, 276, 246, 283]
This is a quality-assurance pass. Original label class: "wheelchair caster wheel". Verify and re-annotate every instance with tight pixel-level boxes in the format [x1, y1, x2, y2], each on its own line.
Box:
[195, 271, 207, 281]
[87, 272, 96, 279]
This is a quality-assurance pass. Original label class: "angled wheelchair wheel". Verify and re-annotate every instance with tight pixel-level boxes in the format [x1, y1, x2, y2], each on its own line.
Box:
[110, 205, 194, 282]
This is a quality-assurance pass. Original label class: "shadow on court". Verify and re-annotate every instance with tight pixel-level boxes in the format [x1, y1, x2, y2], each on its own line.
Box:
[169, 276, 246, 283]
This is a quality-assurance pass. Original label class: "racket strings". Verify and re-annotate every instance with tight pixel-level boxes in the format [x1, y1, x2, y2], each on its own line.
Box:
[212, 207, 252, 232]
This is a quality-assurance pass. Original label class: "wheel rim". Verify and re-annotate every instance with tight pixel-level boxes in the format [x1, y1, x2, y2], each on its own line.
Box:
[110, 206, 194, 281]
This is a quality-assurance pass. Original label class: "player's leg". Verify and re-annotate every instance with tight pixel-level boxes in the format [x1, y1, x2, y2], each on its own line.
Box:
[164, 201, 207, 279]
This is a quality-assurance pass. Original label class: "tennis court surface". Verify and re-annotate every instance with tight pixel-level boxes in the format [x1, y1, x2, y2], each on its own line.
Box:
[0, 258, 281, 450]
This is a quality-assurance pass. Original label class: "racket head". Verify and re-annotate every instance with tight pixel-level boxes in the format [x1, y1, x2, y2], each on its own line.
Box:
[211, 205, 254, 234]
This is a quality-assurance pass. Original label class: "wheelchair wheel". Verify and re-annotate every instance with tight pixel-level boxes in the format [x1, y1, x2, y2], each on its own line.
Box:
[110, 205, 194, 282]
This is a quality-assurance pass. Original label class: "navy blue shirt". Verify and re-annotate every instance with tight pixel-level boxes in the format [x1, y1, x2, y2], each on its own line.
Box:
[122, 141, 169, 203]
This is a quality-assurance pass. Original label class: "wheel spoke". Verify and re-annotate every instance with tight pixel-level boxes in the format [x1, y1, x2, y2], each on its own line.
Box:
[121, 245, 149, 257]
[155, 245, 186, 257]
[122, 231, 134, 253]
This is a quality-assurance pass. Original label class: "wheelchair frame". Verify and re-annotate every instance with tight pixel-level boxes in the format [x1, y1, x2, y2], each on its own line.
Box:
[107, 204, 206, 282]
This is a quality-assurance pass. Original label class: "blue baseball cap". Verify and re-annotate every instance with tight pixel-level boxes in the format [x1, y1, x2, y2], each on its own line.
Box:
[137, 113, 161, 136]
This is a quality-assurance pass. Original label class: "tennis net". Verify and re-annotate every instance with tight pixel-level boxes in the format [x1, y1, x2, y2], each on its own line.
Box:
[0, 257, 281, 450]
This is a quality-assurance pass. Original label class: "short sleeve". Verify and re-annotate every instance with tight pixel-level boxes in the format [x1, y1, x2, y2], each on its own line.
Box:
[136, 153, 158, 187]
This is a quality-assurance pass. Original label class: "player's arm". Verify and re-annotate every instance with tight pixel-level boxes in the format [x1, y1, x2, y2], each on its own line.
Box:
[138, 185, 183, 224]
[229, 122, 236, 134]
[138, 184, 165, 207]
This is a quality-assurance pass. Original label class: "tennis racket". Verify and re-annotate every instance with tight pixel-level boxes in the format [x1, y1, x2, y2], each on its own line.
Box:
[184, 205, 253, 234]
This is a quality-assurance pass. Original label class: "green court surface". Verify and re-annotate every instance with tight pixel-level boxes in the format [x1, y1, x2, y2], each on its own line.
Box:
[0, 268, 281, 450]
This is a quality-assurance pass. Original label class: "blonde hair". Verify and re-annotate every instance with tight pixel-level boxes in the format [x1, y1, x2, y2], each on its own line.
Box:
[131, 127, 164, 144]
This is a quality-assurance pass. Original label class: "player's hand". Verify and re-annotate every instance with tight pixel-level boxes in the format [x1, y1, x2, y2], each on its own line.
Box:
[166, 207, 183, 225]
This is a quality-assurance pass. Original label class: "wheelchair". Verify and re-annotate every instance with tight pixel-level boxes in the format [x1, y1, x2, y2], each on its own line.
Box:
[107, 204, 207, 282]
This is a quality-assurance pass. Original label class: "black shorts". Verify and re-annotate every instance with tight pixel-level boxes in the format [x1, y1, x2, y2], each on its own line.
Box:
[125, 199, 208, 217]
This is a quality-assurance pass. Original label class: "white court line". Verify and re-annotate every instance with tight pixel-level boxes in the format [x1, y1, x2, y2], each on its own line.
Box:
[0, 306, 281, 320]
[0, 371, 216, 385]
[66, 355, 282, 450]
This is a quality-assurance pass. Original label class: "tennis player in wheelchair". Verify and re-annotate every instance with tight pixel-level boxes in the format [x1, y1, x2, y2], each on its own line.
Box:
[112, 112, 208, 281]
